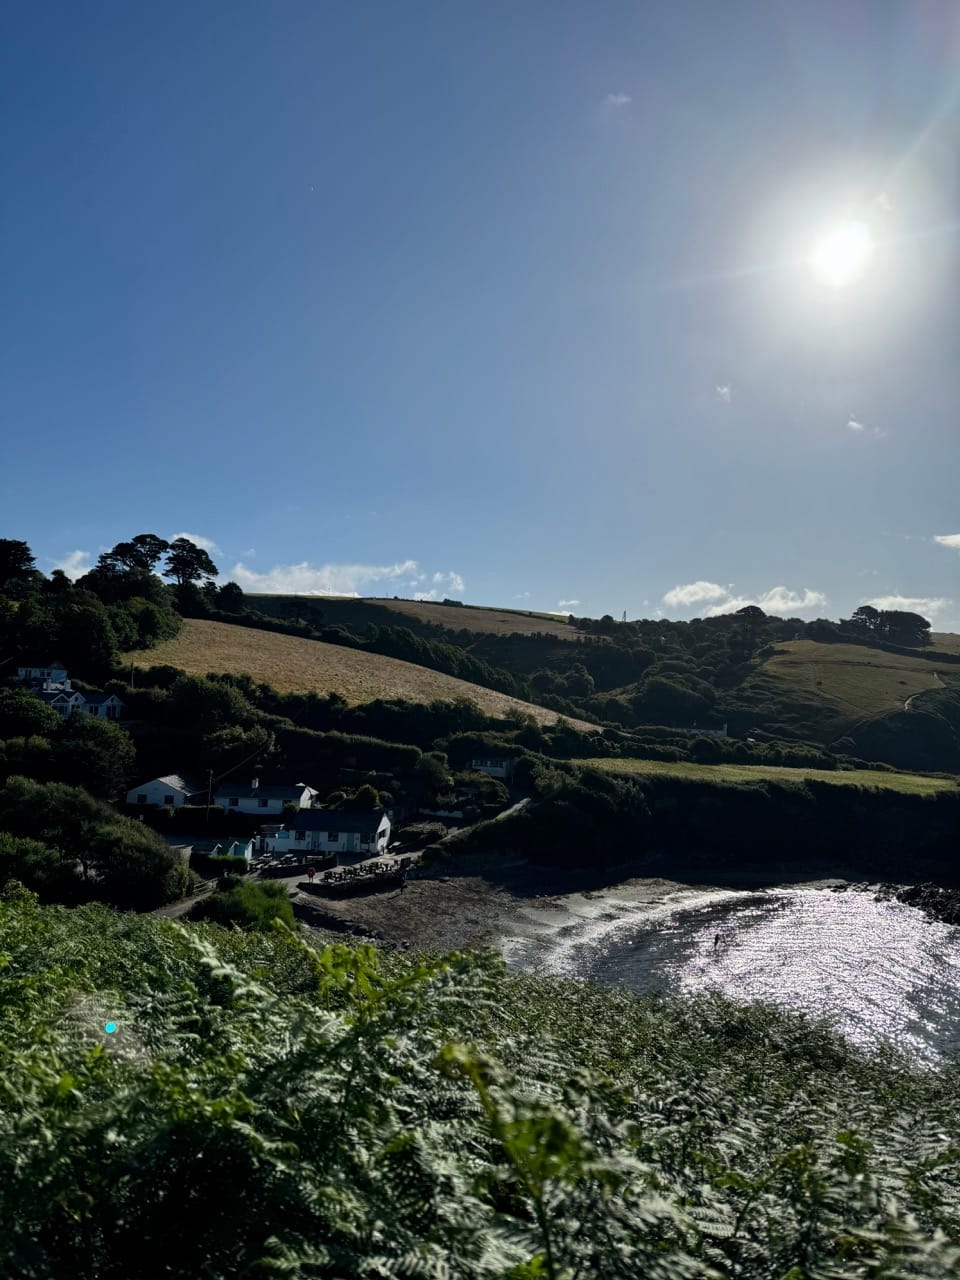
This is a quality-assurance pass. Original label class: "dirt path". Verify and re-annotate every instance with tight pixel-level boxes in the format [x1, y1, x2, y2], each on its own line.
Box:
[904, 671, 946, 711]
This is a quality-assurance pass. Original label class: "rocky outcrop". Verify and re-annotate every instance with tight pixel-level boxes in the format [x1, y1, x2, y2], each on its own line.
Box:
[874, 881, 960, 926]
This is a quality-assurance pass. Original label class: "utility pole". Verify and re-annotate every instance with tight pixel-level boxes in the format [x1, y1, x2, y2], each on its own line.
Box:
[205, 769, 213, 826]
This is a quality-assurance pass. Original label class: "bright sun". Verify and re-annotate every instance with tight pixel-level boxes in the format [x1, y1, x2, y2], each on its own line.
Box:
[808, 221, 874, 288]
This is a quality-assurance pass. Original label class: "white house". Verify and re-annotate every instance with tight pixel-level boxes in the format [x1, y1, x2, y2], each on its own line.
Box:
[37, 689, 87, 718]
[469, 756, 517, 780]
[214, 777, 319, 816]
[17, 661, 70, 688]
[82, 693, 124, 721]
[17, 662, 123, 720]
[260, 808, 391, 861]
[126, 774, 204, 808]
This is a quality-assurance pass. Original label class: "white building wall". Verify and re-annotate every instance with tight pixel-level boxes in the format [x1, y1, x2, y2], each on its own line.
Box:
[126, 779, 194, 807]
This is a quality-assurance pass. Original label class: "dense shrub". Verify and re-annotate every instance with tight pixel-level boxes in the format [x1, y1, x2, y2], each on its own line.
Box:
[0, 893, 958, 1277]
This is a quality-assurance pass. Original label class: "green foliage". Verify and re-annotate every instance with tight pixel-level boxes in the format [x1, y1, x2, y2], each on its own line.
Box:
[163, 536, 219, 586]
[0, 776, 192, 908]
[189, 878, 295, 930]
[0, 688, 62, 739]
[0, 901, 959, 1277]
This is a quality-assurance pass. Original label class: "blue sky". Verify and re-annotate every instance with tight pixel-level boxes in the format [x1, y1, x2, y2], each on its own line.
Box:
[2, 1, 958, 627]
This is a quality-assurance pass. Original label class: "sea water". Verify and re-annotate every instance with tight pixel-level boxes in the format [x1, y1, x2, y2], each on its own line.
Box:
[501, 887, 960, 1063]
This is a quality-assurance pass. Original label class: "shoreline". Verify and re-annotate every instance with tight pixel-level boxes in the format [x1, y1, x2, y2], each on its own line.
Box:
[286, 852, 863, 952]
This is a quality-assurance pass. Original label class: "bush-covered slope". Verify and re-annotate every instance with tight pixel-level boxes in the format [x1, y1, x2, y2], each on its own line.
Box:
[2, 889, 960, 1278]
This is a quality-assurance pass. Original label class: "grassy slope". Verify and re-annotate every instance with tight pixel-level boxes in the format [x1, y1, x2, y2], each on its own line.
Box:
[247, 594, 578, 638]
[125, 618, 596, 730]
[742, 639, 960, 735]
[581, 755, 956, 795]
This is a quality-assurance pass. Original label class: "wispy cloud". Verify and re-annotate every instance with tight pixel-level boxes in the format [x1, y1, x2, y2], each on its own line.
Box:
[513, 591, 531, 600]
[170, 531, 221, 555]
[414, 571, 466, 602]
[557, 598, 580, 609]
[604, 92, 631, 107]
[846, 418, 886, 438]
[934, 533, 960, 551]
[864, 594, 951, 617]
[663, 581, 729, 608]
[229, 559, 418, 597]
[715, 385, 732, 403]
[52, 550, 92, 580]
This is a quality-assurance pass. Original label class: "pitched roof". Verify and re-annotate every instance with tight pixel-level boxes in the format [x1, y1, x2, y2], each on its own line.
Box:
[292, 807, 387, 835]
[83, 692, 122, 705]
[137, 774, 204, 796]
[215, 783, 315, 801]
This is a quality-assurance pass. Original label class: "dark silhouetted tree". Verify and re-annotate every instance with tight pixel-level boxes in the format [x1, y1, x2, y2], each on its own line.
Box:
[164, 538, 218, 586]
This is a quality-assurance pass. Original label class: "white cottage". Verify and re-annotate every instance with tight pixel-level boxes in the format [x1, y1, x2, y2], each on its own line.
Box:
[126, 774, 204, 808]
[261, 808, 391, 861]
[214, 777, 318, 815]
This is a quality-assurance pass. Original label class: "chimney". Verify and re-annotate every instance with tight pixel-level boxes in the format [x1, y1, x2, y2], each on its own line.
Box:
[251, 776, 259, 790]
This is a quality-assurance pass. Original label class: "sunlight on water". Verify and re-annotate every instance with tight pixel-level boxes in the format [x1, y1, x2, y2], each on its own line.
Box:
[503, 888, 960, 1063]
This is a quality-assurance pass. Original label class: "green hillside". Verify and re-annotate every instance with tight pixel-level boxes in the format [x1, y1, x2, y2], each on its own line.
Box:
[581, 755, 956, 796]
[741, 639, 960, 735]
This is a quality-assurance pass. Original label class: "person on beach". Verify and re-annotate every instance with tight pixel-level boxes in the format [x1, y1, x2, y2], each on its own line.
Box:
[307, 866, 315, 883]
[714, 932, 721, 949]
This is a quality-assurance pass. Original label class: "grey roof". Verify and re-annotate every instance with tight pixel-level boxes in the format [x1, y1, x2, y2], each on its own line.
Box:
[83, 692, 122, 705]
[292, 808, 387, 835]
[215, 783, 315, 801]
[37, 690, 80, 704]
[141, 774, 204, 796]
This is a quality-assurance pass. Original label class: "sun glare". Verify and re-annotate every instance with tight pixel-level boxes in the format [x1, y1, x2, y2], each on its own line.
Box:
[808, 221, 874, 288]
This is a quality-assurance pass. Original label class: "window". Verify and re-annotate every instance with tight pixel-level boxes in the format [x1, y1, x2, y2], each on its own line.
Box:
[163, 794, 174, 805]
[137, 794, 148, 805]
[228, 798, 239, 808]
[294, 830, 306, 842]
[327, 832, 338, 842]
[258, 798, 269, 808]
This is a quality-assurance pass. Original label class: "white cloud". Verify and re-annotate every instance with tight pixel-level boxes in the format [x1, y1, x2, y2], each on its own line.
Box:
[52, 550, 92, 581]
[240, 547, 256, 558]
[604, 92, 631, 106]
[413, 571, 466, 602]
[934, 534, 960, 551]
[702, 586, 828, 618]
[846, 418, 865, 431]
[513, 591, 531, 600]
[557, 599, 580, 608]
[229, 559, 418, 597]
[715, 385, 732, 403]
[432, 571, 465, 594]
[864, 594, 951, 618]
[170, 531, 221, 555]
[662, 581, 729, 608]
